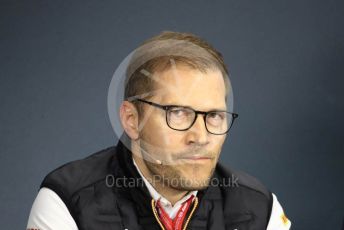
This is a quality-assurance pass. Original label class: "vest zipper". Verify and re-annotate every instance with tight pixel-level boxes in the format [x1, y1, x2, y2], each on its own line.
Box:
[151, 197, 199, 230]
[151, 199, 166, 230]
[182, 197, 198, 230]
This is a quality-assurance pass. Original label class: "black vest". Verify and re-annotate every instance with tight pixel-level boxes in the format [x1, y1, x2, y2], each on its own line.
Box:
[41, 140, 273, 230]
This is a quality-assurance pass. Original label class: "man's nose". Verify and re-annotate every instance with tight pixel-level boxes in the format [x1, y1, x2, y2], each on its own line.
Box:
[185, 114, 209, 145]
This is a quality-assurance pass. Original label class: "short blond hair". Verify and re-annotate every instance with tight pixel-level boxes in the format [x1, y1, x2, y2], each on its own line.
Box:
[124, 31, 230, 115]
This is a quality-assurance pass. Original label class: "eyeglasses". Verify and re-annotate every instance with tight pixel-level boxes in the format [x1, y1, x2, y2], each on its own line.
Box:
[134, 98, 238, 135]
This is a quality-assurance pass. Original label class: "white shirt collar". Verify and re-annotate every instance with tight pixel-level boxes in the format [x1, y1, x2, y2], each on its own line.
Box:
[132, 157, 197, 219]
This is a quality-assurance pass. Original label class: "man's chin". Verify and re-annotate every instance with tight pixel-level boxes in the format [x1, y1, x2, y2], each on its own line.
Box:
[145, 159, 215, 190]
[163, 175, 212, 191]
[168, 166, 216, 190]
[174, 181, 210, 191]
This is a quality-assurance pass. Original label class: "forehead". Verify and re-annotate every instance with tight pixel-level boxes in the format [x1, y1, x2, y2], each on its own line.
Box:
[151, 65, 227, 110]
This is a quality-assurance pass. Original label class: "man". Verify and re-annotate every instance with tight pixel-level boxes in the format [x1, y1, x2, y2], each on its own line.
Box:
[27, 31, 291, 230]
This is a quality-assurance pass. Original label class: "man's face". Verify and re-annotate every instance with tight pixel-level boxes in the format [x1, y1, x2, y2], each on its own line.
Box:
[137, 64, 227, 191]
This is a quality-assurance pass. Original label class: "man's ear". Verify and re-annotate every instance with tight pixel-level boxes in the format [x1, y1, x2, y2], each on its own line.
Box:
[119, 101, 140, 140]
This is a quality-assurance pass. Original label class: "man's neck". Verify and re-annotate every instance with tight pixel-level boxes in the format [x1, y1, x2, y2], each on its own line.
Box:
[132, 153, 189, 206]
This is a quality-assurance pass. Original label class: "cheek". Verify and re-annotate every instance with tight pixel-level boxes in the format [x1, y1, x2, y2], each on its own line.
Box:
[140, 116, 182, 149]
[210, 135, 226, 153]
[158, 129, 186, 151]
[214, 134, 226, 145]
[164, 131, 186, 149]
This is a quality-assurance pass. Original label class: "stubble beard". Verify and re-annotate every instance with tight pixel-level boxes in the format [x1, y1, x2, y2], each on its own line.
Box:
[139, 143, 219, 191]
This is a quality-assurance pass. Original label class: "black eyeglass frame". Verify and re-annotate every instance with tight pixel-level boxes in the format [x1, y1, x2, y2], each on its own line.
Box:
[134, 98, 238, 135]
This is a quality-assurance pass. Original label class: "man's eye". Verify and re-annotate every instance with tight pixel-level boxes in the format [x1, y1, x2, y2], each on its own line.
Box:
[208, 112, 223, 120]
[170, 109, 187, 117]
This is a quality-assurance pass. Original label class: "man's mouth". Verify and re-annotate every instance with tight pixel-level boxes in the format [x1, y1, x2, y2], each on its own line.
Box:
[178, 155, 213, 162]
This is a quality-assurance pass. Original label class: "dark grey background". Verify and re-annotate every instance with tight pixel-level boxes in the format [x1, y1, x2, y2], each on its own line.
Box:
[1, 0, 343, 229]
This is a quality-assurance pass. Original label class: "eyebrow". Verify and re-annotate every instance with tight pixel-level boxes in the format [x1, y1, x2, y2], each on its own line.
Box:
[164, 103, 227, 112]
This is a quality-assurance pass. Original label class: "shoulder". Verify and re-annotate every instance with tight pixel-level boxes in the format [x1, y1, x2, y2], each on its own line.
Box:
[267, 193, 292, 230]
[27, 187, 78, 230]
[40, 146, 117, 207]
